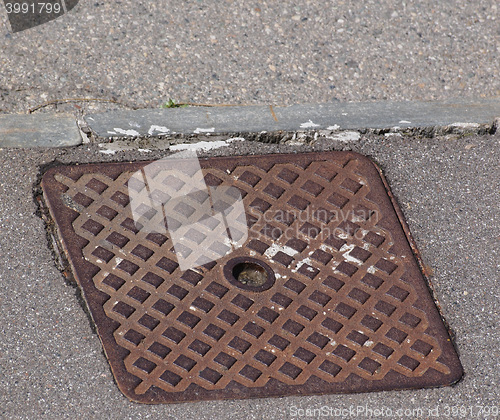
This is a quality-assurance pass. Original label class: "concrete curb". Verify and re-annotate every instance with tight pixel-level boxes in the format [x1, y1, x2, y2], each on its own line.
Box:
[85, 99, 500, 140]
[1, 99, 499, 148]
[0, 113, 82, 148]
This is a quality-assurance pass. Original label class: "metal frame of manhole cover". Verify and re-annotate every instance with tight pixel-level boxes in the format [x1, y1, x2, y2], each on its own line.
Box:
[40, 151, 463, 404]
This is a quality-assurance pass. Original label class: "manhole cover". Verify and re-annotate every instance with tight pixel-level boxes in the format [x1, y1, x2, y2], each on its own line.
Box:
[41, 151, 462, 403]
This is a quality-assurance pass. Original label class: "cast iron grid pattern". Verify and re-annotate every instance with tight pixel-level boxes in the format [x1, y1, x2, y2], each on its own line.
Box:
[41, 152, 462, 403]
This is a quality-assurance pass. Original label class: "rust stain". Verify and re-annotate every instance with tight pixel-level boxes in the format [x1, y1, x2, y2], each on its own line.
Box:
[269, 105, 278, 122]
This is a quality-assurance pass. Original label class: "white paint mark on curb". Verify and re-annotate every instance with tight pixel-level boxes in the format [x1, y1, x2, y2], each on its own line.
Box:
[193, 127, 215, 134]
[327, 124, 341, 130]
[169, 137, 244, 152]
[399, 120, 412, 124]
[451, 122, 480, 129]
[113, 128, 140, 136]
[300, 120, 320, 129]
[148, 125, 170, 135]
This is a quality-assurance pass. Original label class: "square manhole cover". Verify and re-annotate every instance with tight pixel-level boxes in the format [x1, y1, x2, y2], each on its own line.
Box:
[40, 151, 462, 403]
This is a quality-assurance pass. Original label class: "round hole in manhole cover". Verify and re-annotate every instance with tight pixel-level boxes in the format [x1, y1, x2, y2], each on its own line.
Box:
[224, 257, 275, 292]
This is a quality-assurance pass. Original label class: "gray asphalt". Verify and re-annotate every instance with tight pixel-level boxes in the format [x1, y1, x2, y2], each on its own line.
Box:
[1, 0, 499, 115]
[0, 131, 498, 419]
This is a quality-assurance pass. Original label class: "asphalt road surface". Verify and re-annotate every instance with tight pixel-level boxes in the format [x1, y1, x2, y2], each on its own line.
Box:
[1, 0, 499, 115]
[0, 132, 499, 418]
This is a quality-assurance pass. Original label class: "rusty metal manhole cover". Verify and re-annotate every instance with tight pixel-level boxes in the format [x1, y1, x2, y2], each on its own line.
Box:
[40, 151, 462, 403]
